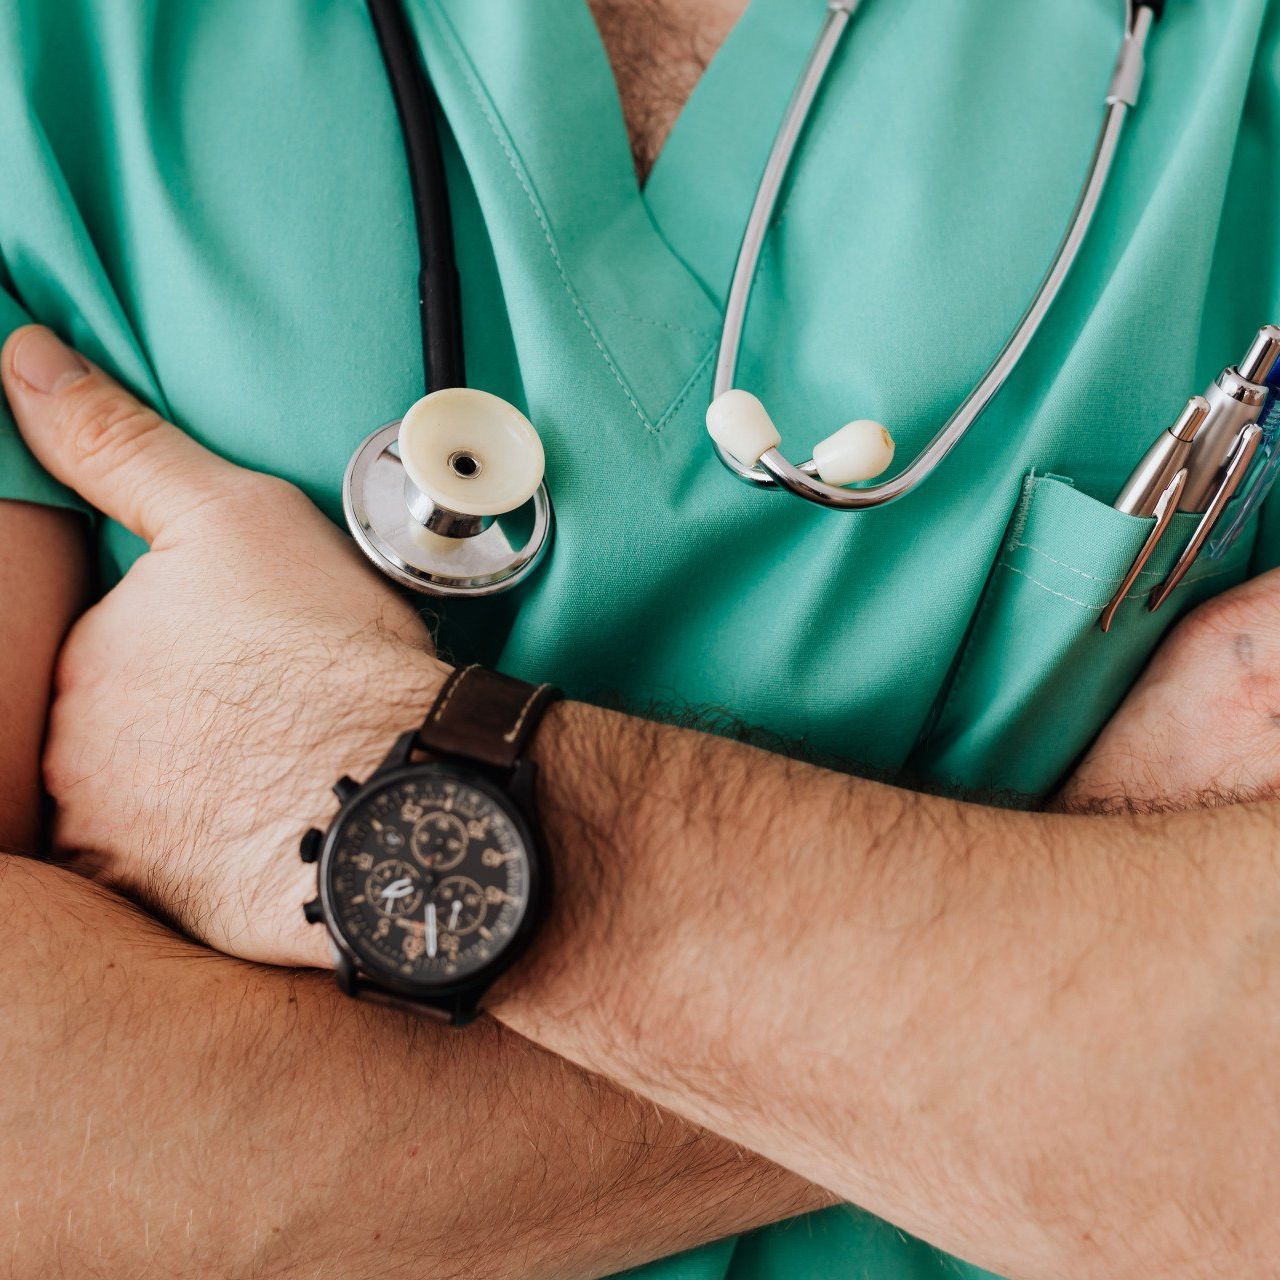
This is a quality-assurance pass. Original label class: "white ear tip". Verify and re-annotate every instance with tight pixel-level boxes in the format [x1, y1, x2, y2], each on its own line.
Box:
[706, 390, 782, 466]
[812, 419, 895, 487]
[398, 388, 544, 517]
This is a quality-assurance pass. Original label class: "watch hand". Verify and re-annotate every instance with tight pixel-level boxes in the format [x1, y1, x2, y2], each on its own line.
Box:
[448, 898, 462, 930]
[379, 877, 413, 900]
[426, 901, 437, 958]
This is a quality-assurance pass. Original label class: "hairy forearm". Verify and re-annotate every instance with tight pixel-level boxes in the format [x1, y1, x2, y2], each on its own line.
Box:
[0, 852, 822, 1280]
[491, 699, 1280, 1279]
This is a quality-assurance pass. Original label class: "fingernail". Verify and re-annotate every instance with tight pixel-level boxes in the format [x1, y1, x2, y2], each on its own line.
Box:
[8, 327, 90, 395]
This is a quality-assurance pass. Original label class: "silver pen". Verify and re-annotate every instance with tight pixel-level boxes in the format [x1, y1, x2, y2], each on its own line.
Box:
[1177, 325, 1280, 512]
[1113, 394, 1210, 516]
[1102, 325, 1280, 630]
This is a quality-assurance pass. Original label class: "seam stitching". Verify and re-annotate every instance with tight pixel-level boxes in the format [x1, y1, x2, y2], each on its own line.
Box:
[1008, 537, 1170, 585]
[995, 559, 1242, 613]
[654, 340, 718, 432]
[579, 299, 717, 339]
[503, 684, 553, 743]
[431, 664, 478, 722]
[427, 5, 653, 430]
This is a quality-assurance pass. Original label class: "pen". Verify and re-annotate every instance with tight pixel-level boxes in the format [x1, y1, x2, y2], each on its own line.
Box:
[1177, 325, 1280, 512]
[1113, 394, 1209, 516]
[1103, 325, 1280, 631]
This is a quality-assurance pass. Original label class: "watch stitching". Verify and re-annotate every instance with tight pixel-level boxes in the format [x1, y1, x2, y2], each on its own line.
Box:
[504, 684, 554, 744]
[430, 663, 480, 724]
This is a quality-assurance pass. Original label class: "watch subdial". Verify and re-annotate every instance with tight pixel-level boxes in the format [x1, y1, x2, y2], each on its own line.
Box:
[366, 859, 424, 917]
[411, 811, 469, 872]
[376, 823, 407, 853]
[432, 876, 486, 936]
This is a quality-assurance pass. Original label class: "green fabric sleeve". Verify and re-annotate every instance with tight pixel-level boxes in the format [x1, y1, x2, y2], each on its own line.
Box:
[0, 277, 87, 514]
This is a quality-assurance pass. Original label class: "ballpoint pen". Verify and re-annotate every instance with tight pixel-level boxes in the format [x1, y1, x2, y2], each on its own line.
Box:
[1175, 326, 1280, 513]
[1099, 395, 1207, 631]
[1101, 325, 1280, 631]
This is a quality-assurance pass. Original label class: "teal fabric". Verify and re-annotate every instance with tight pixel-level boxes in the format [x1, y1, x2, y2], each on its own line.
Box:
[2, 1, 1278, 1275]
[915, 475, 1258, 793]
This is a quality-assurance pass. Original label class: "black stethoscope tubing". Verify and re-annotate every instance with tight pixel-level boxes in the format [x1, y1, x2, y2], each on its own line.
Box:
[366, 0, 465, 395]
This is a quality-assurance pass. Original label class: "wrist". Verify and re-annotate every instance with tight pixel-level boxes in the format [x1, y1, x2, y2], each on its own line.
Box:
[280, 644, 454, 969]
[485, 700, 659, 1043]
[302, 659, 572, 1023]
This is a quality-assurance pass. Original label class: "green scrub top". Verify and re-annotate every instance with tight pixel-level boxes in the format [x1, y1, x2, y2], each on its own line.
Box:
[3, 1, 1279, 1275]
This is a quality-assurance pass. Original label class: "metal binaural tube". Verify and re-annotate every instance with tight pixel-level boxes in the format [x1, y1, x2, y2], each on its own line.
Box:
[712, 0, 860, 489]
[711, 1, 1156, 509]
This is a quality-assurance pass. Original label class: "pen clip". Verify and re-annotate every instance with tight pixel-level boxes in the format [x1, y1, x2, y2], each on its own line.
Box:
[1148, 423, 1265, 615]
[1099, 466, 1187, 633]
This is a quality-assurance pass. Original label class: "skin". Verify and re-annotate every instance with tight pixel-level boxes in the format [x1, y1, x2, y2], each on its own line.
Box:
[0, 502, 84, 853]
[1, 9, 1271, 1276]
[2, 14, 817, 1271]
[587, 0, 750, 180]
[7, 322, 1280, 1280]
[0, 328, 825, 1280]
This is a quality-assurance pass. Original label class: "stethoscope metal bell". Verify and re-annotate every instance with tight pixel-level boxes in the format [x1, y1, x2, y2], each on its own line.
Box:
[344, 388, 553, 597]
[354, 0, 1165, 601]
[348, 1, 553, 599]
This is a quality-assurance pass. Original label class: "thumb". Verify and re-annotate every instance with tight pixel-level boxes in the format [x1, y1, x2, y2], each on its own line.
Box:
[2, 325, 241, 543]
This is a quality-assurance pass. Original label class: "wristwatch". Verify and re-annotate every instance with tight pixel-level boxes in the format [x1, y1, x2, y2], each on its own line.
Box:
[299, 664, 562, 1025]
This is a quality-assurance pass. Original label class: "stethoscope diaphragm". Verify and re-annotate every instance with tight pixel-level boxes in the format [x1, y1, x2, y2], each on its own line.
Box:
[343, 389, 553, 598]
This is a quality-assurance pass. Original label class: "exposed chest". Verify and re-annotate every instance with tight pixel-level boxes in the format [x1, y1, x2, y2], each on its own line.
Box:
[586, 0, 749, 180]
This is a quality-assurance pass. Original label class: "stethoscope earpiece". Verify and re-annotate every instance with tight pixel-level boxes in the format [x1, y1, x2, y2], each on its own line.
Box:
[706, 390, 894, 488]
[707, 0, 1156, 512]
[352, 0, 1160, 593]
[344, 389, 553, 597]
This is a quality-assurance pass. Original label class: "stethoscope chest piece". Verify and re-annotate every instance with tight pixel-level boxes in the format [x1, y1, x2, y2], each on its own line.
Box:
[343, 388, 553, 598]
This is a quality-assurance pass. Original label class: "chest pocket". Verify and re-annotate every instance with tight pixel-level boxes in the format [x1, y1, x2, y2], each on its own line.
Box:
[910, 473, 1257, 800]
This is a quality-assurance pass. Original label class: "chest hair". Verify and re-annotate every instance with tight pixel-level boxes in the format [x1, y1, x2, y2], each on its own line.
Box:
[586, 0, 749, 182]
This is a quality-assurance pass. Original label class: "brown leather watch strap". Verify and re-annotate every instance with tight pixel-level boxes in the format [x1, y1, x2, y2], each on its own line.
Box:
[415, 664, 562, 771]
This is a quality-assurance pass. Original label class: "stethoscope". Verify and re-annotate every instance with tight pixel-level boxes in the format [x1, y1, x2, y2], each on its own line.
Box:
[344, 0, 1166, 597]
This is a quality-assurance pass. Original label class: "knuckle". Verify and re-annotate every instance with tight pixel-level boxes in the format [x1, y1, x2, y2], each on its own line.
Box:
[52, 611, 107, 696]
[241, 470, 305, 506]
[67, 392, 162, 475]
[51, 634, 88, 699]
[41, 721, 81, 800]
[224, 470, 309, 522]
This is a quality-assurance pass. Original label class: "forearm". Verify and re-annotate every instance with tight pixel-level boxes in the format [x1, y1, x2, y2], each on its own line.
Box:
[0, 501, 84, 850]
[492, 698, 1280, 1279]
[1, 852, 823, 1280]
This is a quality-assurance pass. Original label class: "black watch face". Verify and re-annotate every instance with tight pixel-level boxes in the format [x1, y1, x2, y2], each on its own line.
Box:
[323, 768, 535, 986]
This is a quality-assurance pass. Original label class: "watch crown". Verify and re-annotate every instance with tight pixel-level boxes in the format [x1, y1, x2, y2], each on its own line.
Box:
[299, 827, 322, 864]
[332, 775, 359, 803]
[302, 898, 324, 925]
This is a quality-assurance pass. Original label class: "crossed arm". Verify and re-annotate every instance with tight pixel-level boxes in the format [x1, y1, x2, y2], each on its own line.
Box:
[5, 325, 1280, 1280]
[495, 684, 1280, 1279]
[0, 499, 823, 1279]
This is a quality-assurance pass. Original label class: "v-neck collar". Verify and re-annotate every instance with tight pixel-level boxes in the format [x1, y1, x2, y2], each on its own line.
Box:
[643, 0, 828, 302]
[416, 0, 829, 428]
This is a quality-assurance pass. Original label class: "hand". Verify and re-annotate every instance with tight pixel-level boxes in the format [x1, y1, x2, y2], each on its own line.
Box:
[1060, 569, 1280, 812]
[2, 326, 449, 966]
